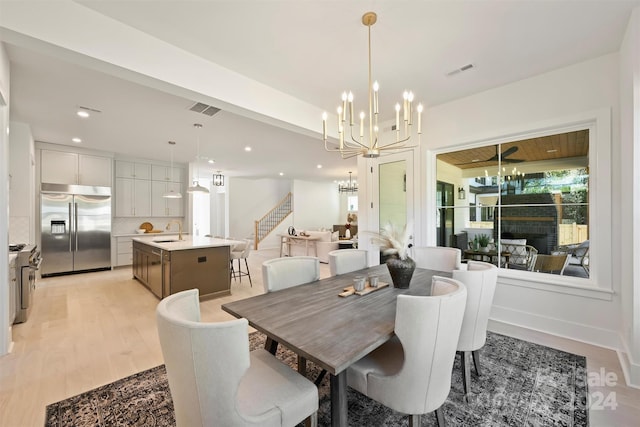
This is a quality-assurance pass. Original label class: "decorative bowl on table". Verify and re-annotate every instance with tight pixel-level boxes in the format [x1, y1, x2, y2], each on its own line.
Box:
[136, 229, 146, 234]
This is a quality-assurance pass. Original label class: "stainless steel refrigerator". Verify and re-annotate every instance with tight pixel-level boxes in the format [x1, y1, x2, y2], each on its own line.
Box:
[40, 183, 111, 277]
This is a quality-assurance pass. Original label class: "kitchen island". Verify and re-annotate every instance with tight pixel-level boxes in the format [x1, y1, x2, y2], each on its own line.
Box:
[132, 236, 243, 300]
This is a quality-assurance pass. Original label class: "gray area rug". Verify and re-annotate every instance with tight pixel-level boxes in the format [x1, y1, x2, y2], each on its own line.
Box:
[45, 331, 588, 426]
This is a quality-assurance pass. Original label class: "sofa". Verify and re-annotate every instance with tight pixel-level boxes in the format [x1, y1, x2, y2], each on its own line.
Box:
[284, 230, 339, 263]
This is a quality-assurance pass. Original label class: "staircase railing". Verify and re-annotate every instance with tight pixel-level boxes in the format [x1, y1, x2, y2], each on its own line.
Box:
[254, 192, 292, 249]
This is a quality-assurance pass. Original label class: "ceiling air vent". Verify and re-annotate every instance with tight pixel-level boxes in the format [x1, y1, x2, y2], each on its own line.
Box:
[446, 63, 474, 77]
[201, 106, 220, 116]
[189, 102, 221, 117]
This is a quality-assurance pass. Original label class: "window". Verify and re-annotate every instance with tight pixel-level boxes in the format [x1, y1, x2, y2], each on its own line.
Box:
[436, 129, 590, 279]
[347, 196, 358, 212]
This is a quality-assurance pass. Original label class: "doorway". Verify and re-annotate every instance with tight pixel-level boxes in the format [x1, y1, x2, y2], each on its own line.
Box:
[436, 181, 454, 247]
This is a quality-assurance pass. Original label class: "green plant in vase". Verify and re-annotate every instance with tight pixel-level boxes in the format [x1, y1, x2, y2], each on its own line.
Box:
[478, 234, 490, 251]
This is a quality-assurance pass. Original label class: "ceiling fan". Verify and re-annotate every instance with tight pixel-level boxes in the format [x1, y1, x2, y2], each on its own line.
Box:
[456, 146, 525, 166]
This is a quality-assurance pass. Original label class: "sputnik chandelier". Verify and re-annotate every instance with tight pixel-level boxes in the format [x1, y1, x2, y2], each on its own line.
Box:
[322, 12, 423, 159]
[338, 171, 358, 193]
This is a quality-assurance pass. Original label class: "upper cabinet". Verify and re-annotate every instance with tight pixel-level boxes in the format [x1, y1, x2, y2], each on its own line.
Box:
[114, 159, 184, 218]
[151, 164, 183, 183]
[41, 150, 112, 187]
[115, 161, 151, 180]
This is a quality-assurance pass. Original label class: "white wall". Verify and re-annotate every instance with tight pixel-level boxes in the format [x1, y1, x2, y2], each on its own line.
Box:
[0, 41, 11, 355]
[420, 54, 623, 354]
[209, 185, 226, 238]
[226, 178, 341, 250]
[228, 177, 292, 247]
[292, 179, 340, 231]
[618, 7, 640, 386]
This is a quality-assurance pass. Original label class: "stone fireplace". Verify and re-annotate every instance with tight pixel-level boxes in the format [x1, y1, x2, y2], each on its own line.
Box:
[493, 193, 559, 255]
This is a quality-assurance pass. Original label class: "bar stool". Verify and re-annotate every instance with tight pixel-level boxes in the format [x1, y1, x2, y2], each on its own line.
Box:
[230, 239, 252, 287]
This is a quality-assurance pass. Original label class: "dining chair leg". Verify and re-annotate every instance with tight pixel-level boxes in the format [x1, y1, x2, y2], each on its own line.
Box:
[435, 408, 446, 427]
[244, 258, 252, 286]
[408, 414, 421, 426]
[461, 350, 472, 397]
[472, 349, 482, 376]
[305, 411, 318, 427]
[314, 369, 327, 386]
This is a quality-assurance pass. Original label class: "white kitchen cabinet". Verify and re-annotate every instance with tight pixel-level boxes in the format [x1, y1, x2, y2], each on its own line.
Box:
[79, 154, 112, 186]
[41, 150, 112, 186]
[151, 164, 183, 183]
[115, 177, 151, 217]
[115, 161, 151, 180]
[116, 236, 134, 266]
[151, 181, 184, 217]
[40, 150, 77, 184]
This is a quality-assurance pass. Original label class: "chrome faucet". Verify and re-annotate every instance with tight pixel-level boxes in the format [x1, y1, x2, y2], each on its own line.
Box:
[166, 220, 183, 240]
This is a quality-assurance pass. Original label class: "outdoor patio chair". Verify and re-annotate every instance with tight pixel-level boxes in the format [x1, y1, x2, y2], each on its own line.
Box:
[534, 253, 570, 274]
[500, 240, 538, 271]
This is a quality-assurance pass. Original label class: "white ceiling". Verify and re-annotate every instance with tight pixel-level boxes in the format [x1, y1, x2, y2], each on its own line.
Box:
[3, 0, 639, 182]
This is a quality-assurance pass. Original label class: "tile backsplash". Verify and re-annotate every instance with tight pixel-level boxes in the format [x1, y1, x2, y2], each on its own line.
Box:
[112, 217, 185, 236]
[9, 216, 32, 244]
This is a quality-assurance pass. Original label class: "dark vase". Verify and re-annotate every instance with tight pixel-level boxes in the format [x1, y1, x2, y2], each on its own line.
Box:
[386, 256, 416, 289]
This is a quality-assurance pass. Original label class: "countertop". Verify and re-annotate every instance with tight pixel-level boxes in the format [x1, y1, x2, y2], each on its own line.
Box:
[132, 235, 244, 251]
[113, 231, 186, 238]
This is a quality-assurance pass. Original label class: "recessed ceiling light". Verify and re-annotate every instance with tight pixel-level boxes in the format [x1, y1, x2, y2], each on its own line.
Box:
[208, 159, 215, 164]
[76, 110, 90, 118]
[472, 159, 480, 162]
[244, 146, 252, 152]
[547, 149, 558, 153]
[279, 172, 284, 176]
[72, 137, 82, 143]
[317, 164, 322, 169]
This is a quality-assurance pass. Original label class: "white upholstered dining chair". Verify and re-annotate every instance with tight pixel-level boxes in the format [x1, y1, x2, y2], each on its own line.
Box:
[261, 256, 320, 293]
[452, 260, 499, 397]
[328, 249, 368, 276]
[412, 246, 461, 272]
[261, 256, 320, 359]
[346, 276, 467, 426]
[156, 289, 319, 427]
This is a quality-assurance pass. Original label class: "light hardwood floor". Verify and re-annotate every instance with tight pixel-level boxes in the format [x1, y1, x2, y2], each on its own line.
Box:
[1, 247, 638, 426]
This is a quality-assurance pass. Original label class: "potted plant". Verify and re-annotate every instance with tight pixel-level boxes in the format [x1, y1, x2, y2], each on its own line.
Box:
[478, 234, 490, 252]
[369, 221, 415, 288]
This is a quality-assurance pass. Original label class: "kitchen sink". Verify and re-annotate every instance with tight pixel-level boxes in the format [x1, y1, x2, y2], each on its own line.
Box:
[153, 239, 180, 243]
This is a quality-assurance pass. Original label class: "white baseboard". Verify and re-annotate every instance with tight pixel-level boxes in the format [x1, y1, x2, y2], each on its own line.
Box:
[617, 337, 640, 389]
[481, 305, 640, 390]
[488, 304, 622, 351]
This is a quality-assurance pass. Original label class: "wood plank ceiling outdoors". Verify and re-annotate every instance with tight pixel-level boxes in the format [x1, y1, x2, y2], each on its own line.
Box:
[437, 130, 589, 169]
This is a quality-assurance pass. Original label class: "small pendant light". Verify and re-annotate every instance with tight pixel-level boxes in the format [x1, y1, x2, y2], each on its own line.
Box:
[163, 141, 182, 199]
[187, 123, 210, 194]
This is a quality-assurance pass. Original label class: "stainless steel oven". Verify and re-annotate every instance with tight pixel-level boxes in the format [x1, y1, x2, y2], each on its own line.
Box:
[10, 244, 42, 324]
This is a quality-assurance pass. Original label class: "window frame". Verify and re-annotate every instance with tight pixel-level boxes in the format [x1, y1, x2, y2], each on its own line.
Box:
[428, 109, 613, 299]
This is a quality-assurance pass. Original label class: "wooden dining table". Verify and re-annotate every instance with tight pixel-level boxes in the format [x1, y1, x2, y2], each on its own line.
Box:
[221, 263, 448, 427]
